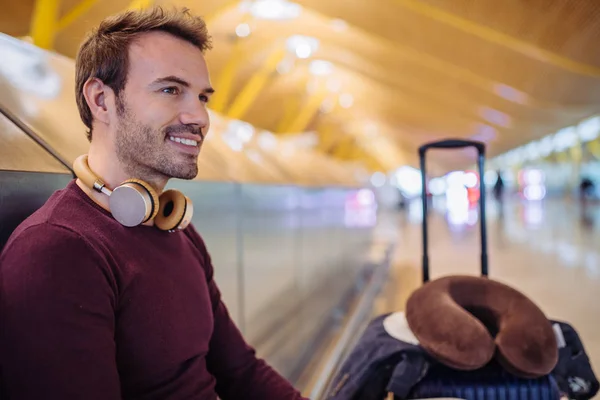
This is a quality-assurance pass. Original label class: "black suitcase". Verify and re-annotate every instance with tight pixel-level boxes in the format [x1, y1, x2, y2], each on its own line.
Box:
[403, 139, 561, 400]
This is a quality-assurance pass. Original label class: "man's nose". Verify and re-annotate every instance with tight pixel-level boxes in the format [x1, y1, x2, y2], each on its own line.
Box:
[180, 101, 209, 131]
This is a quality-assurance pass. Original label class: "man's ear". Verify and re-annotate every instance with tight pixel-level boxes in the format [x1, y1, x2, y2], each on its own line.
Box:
[82, 77, 112, 126]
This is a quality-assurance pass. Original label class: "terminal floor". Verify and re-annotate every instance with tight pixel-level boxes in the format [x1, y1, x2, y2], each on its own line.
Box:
[374, 197, 600, 383]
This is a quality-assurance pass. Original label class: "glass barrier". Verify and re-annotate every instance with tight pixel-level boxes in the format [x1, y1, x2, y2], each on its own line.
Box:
[165, 178, 378, 378]
[0, 111, 68, 173]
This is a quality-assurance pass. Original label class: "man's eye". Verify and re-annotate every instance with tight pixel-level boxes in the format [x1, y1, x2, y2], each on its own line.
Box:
[199, 94, 209, 103]
[162, 87, 179, 95]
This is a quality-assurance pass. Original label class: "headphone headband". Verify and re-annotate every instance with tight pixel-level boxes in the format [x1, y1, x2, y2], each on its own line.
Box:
[73, 155, 111, 196]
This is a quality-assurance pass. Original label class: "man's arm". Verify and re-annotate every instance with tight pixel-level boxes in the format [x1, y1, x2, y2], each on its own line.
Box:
[0, 223, 121, 399]
[184, 226, 308, 400]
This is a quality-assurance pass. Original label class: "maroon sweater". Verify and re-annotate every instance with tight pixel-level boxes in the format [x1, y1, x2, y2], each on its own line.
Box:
[0, 180, 308, 400]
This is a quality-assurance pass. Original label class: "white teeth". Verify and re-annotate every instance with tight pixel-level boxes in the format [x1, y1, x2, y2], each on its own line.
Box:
[169, 136, 198, 147]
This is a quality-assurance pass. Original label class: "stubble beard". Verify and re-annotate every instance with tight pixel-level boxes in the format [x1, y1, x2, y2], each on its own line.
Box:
[114, 96, 199, 184]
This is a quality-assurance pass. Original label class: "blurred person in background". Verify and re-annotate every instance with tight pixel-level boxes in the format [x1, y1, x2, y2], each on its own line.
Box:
[580, 177, 595, 204]
[493, 170, 505, 218]
[493, 170, 505, 203]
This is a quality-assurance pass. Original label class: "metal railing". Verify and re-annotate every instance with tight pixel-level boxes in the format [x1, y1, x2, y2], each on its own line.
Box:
[307, 240, 394, 399]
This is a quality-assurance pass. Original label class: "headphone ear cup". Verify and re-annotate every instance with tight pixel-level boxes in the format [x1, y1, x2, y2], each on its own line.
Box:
[155, 190, 193, 231]
[109, 178, 160, 227]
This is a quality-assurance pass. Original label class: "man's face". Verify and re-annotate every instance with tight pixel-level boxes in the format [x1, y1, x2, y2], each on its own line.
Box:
[111, 31, 213, 182]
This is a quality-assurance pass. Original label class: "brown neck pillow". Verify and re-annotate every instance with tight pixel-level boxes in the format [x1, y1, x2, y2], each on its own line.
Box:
[405, 275, 558, 378]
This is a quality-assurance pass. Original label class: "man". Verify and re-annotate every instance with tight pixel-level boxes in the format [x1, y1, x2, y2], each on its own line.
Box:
[0, 6, 308, 400]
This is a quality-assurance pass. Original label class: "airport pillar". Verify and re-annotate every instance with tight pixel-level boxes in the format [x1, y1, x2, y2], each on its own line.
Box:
[569, 140, 583, 197]
[30, 0, 60, 49]
[226, 46, 286, 120]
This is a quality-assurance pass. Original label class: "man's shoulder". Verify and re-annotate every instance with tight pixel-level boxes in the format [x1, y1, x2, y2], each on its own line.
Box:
[3, 222, 86, 259]
[181, 223, 206, 248]
[0, 220, 112, 293]
[1, 181, 107, 261]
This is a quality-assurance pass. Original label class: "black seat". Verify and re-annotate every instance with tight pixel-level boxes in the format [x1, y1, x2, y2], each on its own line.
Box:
[0, 110, 73, 252]
[0, 170, 73, 251]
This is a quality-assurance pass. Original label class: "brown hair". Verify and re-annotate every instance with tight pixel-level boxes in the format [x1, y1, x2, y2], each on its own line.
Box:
[75, 6, 212, 141]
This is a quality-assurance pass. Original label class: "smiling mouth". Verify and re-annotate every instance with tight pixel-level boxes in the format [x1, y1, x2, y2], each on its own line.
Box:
[168, 136, 200, 147]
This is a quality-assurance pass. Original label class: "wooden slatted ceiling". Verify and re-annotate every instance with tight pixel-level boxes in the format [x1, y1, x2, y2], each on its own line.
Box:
[4, 0, 600, 171]
[0, 1, 36, 37]
[204, 2, 599, 156]
[418, 0, 600, 67]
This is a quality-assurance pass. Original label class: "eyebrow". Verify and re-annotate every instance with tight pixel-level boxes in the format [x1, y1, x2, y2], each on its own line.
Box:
[151, 75, 215, 94]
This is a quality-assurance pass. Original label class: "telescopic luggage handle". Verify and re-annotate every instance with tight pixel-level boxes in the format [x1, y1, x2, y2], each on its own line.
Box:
[419, 138, 489, 283]
[419, 139, 486, 155]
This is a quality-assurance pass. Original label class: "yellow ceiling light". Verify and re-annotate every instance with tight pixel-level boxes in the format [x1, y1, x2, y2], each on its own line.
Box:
[305, 77, 319, 94]
[221, 120, 255, 152]
[276, 56, 296, 74]
[320, 97, 336, 113]
[470, 124, 497, 143]
[478, 107, 512, 128]
[326, 77, 342, 92]
[370, 171, 387, 187]
[492, 83, 529, 105]
[239, 0, 303, 20]
[364, 121, 378, 137]
[552, 127, 578, 153]
[330, 18, 348, 32]
[257, 131, 278, 150]
[286, 35, 319, 59]
[309, 60, 334, 75]
[235, 23, 251, 37]
[539, 137, 554, 158]
[578, 116, 600, 143]
[339, 93, 354, 109]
